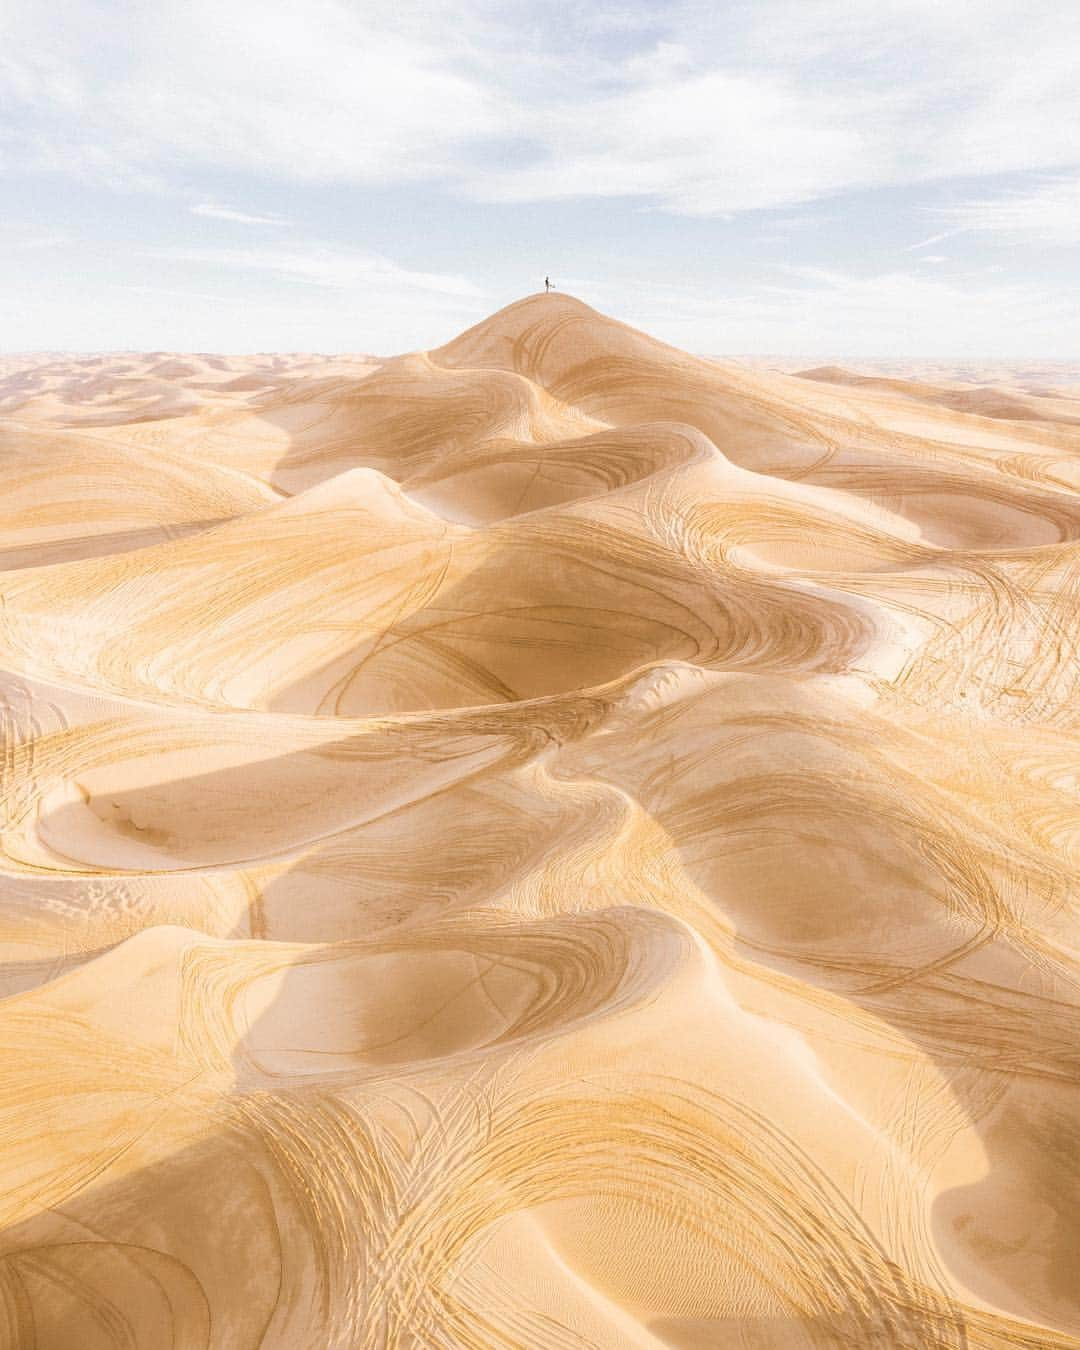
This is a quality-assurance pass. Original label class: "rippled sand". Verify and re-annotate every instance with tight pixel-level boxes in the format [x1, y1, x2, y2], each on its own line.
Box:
[1, 294, 1078, 1348]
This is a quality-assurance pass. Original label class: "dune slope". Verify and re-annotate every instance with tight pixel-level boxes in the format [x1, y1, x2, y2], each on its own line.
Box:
[1, 295, 1078, 1348]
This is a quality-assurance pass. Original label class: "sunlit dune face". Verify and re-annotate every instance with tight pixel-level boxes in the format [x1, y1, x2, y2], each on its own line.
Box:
[2, 296, 1078, 1348]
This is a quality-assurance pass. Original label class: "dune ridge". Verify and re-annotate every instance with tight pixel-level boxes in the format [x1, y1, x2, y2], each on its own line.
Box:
[1, 293, 1078, 1347]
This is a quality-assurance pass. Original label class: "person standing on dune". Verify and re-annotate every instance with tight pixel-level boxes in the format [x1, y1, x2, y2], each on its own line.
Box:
[545, 276, 551, 292]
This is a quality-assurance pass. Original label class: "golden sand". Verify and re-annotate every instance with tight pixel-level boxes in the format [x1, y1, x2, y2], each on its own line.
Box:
[1, 295, 1078, 1347]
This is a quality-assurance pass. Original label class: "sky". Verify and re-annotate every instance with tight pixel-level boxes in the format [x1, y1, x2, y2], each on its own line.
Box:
[2, 0, 1079, 356]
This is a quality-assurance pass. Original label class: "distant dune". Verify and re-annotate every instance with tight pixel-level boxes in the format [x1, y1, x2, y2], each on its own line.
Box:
[1, 294, 1078, 1347]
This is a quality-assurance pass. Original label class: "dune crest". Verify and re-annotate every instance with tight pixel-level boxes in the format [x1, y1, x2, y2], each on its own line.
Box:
[1, 295, 1079, 1347]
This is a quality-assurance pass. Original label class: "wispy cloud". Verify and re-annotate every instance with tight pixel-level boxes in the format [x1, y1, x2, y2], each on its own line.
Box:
[8, 231, 72, 250]
[121, 283, 249, 306]
[152, 242, 485, 298]
[190, 203, 290, 226]
[700, 265, 1080, 356]
[470, 70, 872, 215]
[578, 263, 1080, 358]
[931, 175, 1080, 246]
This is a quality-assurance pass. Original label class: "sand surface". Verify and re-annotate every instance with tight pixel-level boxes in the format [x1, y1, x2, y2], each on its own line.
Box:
[1, 294, 1078, 1348]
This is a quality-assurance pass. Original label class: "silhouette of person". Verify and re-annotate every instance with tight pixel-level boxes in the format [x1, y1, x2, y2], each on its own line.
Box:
[545, 276, 551, 292]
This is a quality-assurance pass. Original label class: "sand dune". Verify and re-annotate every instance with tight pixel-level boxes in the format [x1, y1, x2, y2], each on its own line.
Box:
[1, 294, 1078, 1348]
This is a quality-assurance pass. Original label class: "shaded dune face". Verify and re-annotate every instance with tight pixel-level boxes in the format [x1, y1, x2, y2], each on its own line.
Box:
[1, 297, 1079, 1349]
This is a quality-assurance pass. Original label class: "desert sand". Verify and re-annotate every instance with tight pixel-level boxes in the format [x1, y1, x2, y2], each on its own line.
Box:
[1, 293, 1078, 1348]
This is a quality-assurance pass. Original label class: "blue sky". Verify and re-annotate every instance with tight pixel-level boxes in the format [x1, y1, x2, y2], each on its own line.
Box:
[3, 0, 1078, 355]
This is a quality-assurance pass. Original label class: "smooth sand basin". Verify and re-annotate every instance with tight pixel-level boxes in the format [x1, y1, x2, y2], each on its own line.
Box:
[1, 294, 1078, 1348]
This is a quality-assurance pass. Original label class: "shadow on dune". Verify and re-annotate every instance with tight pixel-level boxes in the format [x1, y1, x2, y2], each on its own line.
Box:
[0, 520, 236, 572]
[0, 1112, 285, 1348]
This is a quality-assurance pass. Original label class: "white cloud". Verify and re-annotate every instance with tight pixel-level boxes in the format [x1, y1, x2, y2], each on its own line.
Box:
[190, 203, 290, 226]
[471, 70, 873, 214]
[465, 0, 1080, 215]
[0, 0, 501, 186]
[2, 0, 1079, 220]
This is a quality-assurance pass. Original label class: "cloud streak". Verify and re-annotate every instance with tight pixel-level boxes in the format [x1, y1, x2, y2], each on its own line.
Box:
[931, 176, 1080, 246]
[190, 203, 290, 226]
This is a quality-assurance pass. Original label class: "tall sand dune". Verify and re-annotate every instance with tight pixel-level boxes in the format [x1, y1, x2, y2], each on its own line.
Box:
[1, 294, 1078, 1347]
